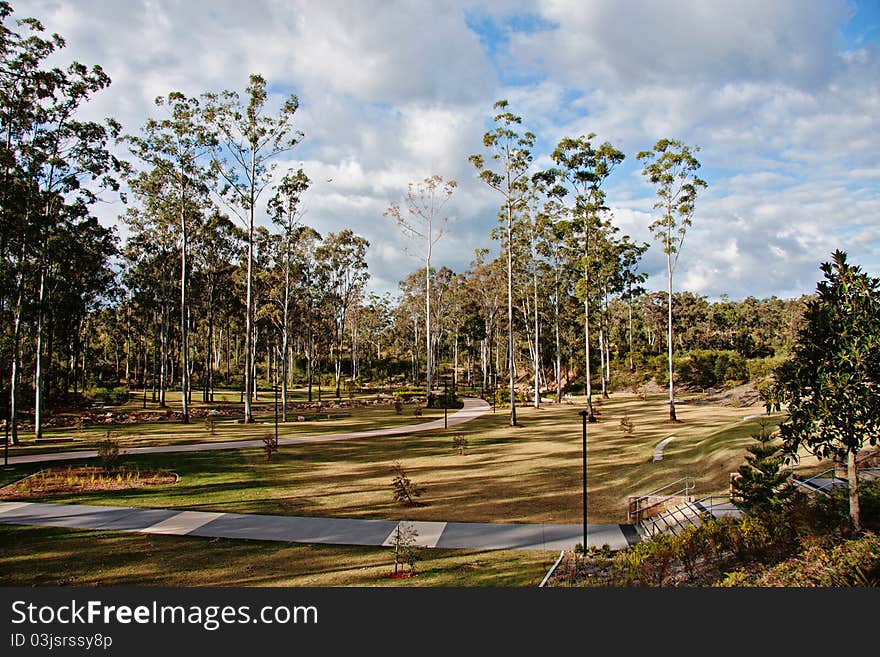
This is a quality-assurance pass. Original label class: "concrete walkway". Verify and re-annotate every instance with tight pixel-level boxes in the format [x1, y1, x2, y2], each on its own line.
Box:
[0, 501, 636, 551]
[6, 396, 490, 466]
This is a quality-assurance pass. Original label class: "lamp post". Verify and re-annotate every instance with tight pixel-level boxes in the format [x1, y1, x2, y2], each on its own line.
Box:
[579, 409, 588, 552]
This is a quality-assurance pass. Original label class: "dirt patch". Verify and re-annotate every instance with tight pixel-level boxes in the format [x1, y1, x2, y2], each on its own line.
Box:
[0, 467, 177, 499]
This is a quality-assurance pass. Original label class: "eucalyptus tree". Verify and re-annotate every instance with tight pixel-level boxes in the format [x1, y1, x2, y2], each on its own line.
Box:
[267, 167, 310, 420]
[469, 100, 535, 426]
[544, 134, 625, 421]
[202, 73, 303, 422]
[316, 230, 369, 398]
[127, 92, 213, 423]
[0, 3, 122, 441]
[290, 225, 323, 401]
[384, 175, 456, 395]
[638, 139, 706, 421]
[617, 236, 649, 372]
[535, 198, 571, 403]
[190, 212, 243, 402]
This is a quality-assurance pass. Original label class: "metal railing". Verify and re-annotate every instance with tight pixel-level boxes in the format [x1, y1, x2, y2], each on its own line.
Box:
[628, 476, 695, 523]
[791, 468, 844, 496]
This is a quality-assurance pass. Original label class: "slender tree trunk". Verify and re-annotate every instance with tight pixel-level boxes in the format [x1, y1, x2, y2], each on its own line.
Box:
[628, 294, 634, 373]
[667, 247, 677, 422]
[554, 264, 562, 403]
[9, 276, 24, 446]
[426, 252, 432, 396]
[848, 449, 862, 532]
[160, 306, 167, 407]
[506, 207, 517, 426]
[281, 242, 290, 422]
[180, 195, 190, 424]
[34, 264, 46, 440]
[243, 158, 256, 422]
[533, 247, 540, 409]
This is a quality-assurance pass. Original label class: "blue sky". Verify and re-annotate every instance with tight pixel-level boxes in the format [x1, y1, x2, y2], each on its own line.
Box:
[14, 0, 880, 301]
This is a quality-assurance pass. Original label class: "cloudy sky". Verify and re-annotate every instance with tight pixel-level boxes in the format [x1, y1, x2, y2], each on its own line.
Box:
[13, 0, 880, 300]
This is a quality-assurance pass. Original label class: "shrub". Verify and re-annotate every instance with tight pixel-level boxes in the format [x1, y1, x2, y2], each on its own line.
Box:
[97, 438, 121, 472]
[393, 397, 404, 415]
[262, 434, 278, 460]
[389, 522, 421, 576]
[413, 403, 422, 417]
[390, 462, 425, 507]
[452, 433, 468, 455]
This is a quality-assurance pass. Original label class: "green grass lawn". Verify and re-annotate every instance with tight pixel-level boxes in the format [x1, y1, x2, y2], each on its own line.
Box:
[1, 393, 800, 524]
[0, 525, 555, 587]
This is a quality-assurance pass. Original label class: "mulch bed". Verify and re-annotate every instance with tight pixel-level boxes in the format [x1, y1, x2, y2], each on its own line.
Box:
[0, 466, 177, 499]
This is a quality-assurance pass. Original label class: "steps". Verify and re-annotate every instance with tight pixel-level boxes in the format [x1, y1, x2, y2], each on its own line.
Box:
[636, 498, 743, 540]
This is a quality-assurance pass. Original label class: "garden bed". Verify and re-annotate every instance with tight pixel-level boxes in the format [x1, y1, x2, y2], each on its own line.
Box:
[0, 467, 178, 498]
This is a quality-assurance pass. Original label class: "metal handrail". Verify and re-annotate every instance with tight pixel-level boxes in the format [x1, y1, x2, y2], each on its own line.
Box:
[640, 494, 733, 538]
[791, 467, 842, 495]
[629, 476, 695, 523]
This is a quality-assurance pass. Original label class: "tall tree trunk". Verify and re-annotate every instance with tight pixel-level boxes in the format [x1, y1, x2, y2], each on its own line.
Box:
[554, 265, 562, 404]
[8, 275, 24, 446]
[426, 253, 432, 395]
[848, 449, 862, 532]
[281, 245, 290, 422]
[160, 306, 167, 407]
[34, 264, 46, 440]
[533, 242, 540, 409]
[180, 198, 190, 424]
[243, 168, 255, 422]
[506, 208, 517, 426]
[667, 246, 677, 422]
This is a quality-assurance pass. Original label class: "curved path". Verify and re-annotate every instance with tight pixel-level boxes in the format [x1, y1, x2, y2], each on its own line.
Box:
[5, 396, 490, 466]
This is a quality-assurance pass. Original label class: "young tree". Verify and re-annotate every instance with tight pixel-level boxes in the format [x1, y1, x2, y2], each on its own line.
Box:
[777, 251, 880, 531]
[638, 139, 706, 422]
[731, 423, 795, 517]
[469, 100, 535, 427]
[384, 175, 456, 396]
[202, 74, 303, 423]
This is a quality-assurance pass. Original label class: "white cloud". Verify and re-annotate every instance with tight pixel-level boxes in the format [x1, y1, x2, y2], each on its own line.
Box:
[9, 0, 879, 301]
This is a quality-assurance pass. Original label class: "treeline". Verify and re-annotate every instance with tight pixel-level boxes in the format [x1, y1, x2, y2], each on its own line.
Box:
[1, 2, 812, 443]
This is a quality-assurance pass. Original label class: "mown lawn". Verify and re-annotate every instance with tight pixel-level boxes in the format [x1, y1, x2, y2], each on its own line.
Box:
[0, 525, 555, 587]
[1, 394, 798, 523]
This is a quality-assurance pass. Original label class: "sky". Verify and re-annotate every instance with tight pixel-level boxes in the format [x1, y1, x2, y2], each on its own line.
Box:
[11, 0, 880, 301]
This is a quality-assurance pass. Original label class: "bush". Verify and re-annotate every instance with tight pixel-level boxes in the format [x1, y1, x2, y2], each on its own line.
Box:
[390, 462, 425, 507]
[393, 397, 404, 414]
[677, 350, 747, 388]
[97, 438, 121, 472]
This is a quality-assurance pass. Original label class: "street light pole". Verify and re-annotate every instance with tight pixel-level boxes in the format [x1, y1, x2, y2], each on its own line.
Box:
[579, 409, 588, 552]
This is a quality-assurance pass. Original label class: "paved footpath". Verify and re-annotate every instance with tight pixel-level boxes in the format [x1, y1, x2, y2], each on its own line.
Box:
[0, 501, 637, 551]
[6, 396, 490, 466]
